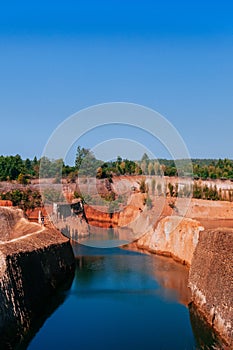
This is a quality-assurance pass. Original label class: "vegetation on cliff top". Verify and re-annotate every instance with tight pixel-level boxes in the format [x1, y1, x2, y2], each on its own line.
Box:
[1, 150, 233, 182]
[0, 152, 233, 212]
[0, 188, 42, 214]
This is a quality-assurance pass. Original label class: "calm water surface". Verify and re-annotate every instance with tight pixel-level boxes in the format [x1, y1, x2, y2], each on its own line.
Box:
[26, 244, 222, 350]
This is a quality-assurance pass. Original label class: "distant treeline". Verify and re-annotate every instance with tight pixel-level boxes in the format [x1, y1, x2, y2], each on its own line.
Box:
[0, 155, 40, 182]
[0, 151, 233, 182]
[97, 155, 233, 180]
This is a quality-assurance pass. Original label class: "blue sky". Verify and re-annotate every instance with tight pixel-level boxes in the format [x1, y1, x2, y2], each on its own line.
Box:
[0, 0, 233, 161]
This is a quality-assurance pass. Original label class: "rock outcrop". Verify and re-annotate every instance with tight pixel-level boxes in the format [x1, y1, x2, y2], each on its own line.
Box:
[135, 216, 204, 266]
[0, 207, 75, 348]
[55, 214, 89, 240]
[189, 229, 233, 348]
[84, 193, 146, 230]
[84, 204, 120, 228]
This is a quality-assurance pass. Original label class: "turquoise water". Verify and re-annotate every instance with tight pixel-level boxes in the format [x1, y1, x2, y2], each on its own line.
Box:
[26, 245, 221, 350]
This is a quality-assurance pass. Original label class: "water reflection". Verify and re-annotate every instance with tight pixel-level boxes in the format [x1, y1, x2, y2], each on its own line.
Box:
[61, 244, 197, 350]
[147, 254, 191, 305]
[78, 225, 138, 248]
[74, 244, 190, 306]
[189, 302, 226, 350]
[72, 244, 225, 350]
[10, 243, 226, 350]
[0, 274, 74, 350]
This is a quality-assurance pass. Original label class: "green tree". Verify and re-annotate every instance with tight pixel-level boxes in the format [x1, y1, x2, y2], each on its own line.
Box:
[75, 146, 102, 176]
[39, 157, 63, 179]
[168, 183, 175, 197]
[193, 182, 202, 199]
[42, 188, 65, 203]
[75, 146, 90, 170]
[148, 162, 154, 175]
[32, 156, 39, 177]
[0, 189, 42, 214]
[139, 178, 147, 193]
[144, 195, 153, 209]
[141, 161, 147, 175]
[141, 153, 149, 163]
[18, 173, 29, 185]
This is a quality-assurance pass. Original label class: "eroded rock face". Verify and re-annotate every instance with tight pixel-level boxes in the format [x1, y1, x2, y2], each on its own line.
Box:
[0, 208, 75, 348]
[189, 229, 233, 348]
[55, 214, 90, 240]
[84, 204, 120, 228]
[136, 216, 204, 266]
[0, 207, 45, 242]
[0, 207, 24, 240]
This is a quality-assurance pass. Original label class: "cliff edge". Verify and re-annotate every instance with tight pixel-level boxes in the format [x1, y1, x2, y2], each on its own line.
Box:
[189, 229, 233, 348]
[0, 207, 75, 348]
[135, 216, 204, 266]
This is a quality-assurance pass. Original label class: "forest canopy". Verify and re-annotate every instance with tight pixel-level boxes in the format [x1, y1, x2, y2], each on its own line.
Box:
[0, 151, 233, 181]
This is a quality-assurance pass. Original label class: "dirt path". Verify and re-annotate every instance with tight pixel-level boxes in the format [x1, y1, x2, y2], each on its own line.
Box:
[194, 218, 233, 230]
[0, 225, 46, 245]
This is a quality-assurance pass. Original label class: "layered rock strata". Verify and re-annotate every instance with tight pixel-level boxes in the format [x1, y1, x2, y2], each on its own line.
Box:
[0, 208, 75, 348]
[189, 229, 233, 348]
[135, 216, 204, 266]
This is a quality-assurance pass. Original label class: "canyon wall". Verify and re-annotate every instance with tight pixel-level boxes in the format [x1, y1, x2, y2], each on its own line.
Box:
[84, 204, 120, 228]
[135, 216, 204, 266]
[132, 215, 233, 347]
[133, 215, 233, 348]
[65, 174, 233, 347]
[0, 208, 75, 348]
[0, 207, 30, 241]
[189, 229, 233, 348]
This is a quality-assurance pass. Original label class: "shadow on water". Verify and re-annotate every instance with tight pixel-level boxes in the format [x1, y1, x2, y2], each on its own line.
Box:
[5, 243, 226, 350]
[189, 302, 226, 350]
[0, 274, 74, 350]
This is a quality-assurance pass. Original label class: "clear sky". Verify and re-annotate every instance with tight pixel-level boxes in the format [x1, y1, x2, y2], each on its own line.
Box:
[0, 0, 233, 161]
